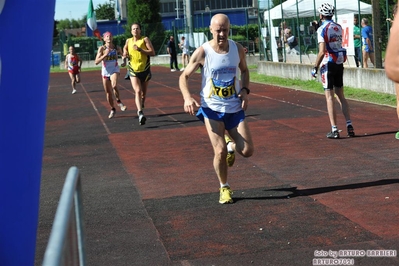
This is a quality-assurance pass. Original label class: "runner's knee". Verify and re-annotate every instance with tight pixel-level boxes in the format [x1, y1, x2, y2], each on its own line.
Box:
[242, 145, 254, 157]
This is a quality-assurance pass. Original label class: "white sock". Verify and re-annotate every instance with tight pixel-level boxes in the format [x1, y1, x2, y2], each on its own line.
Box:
[227, 142, 233, 153]
[221, 183, 230, 188]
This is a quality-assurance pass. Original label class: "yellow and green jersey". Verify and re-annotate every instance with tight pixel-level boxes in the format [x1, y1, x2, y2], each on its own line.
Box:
[127, 37, 150, 73]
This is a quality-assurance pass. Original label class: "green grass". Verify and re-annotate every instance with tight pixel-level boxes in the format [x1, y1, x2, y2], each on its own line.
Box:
[51, 64, 397, 107]
[250, 71, 397, 108]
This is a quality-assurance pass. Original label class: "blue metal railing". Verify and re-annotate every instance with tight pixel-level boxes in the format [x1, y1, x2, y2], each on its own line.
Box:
[42, 166, 86, 266]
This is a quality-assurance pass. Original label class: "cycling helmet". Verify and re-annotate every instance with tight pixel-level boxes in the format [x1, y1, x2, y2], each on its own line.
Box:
[318, 3, 335, 17]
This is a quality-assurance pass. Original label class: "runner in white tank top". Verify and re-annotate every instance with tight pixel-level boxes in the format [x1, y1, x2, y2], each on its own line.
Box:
[101, 47, 120, 78]
[95, 31, 127, 119]
[178, 13, 254, 204]
[201, 39, 242, 113]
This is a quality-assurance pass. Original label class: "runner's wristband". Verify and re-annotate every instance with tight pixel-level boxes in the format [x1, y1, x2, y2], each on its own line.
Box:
[241, 87, 250, 95]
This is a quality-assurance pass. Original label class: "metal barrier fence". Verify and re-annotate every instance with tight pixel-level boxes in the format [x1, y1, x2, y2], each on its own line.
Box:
[258, 0, 397, 66]
[42, 166, 86, 266]
[237, 41, 256, 55]
[77, 52, 91, 62]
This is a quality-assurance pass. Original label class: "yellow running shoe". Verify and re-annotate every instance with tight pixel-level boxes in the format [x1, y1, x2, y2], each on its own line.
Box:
[225, 135, 235, 167]
[219, 187, 233, 204]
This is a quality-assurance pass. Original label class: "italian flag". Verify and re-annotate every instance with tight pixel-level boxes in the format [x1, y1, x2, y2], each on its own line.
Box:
[87, 0, 101, 40]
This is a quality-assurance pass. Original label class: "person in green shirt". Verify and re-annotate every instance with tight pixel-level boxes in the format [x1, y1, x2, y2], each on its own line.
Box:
[353, 15, 362, 67]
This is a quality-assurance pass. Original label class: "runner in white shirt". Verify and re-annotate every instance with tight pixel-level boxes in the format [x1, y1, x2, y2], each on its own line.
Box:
[179, 14, 254, 204]
[312, 3, 355, 139]
[179, 36, 190, 71]
[95, 31, 127, 119]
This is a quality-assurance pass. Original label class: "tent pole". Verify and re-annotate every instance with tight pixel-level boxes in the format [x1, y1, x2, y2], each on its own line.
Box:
[296, 0, 301, 62]
[334, 0, 337, 21]
[280, 0, 286, 62]
[371, 0, 382, 68]
[313, 0, 316, 20]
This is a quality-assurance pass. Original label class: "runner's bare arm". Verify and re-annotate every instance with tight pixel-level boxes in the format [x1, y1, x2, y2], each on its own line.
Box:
[78, 55, 82, 68]
[179, 47, 204, 115]
[64, 54, 68, 69]
[122, 39, 129, 58]
[236, 42, 250, 110]
[95, 46, 107, 65]
[142, 37, 155, 56]
[314, 42, 326, 68]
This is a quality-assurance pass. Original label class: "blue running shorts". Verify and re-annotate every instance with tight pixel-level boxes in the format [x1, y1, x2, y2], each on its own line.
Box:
[196, 107, 245, 130]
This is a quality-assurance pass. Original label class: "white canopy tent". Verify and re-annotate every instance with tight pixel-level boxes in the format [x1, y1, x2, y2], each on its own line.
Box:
[262, 0, 372, 62]
[264, 0, 372, 20]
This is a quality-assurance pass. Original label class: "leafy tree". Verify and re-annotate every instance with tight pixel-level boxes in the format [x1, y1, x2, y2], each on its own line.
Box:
[126, 0, 164, 53]
[56, 19, 71, 31]
[127, 0, 162, 25]
[56, 19, 85, 31]
[95, 2, 115, 20]
[376, 0, 397, 50]
[272, 0, 283, 7]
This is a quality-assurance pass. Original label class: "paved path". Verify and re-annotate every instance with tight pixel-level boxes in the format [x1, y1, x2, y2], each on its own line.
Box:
[36, 66, 399, 265]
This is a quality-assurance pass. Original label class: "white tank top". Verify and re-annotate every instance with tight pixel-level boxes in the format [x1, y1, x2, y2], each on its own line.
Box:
[101, 47, 120, 77]
[201, 40, 242, 113]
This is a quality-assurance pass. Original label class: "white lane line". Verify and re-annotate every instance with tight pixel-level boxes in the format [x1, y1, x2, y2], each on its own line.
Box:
[79, 82, 111, 135]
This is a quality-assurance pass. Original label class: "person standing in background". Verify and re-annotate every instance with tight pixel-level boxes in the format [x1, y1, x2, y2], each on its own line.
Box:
[167, 36, 179, 72]
[361, 18, 375, 68]
[65, 46, 82, 94]
[279, 21, 288, 48]
[179, 36, 190, 71]
[284, 29, 300, 55]
[353, 16, 362, 68]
